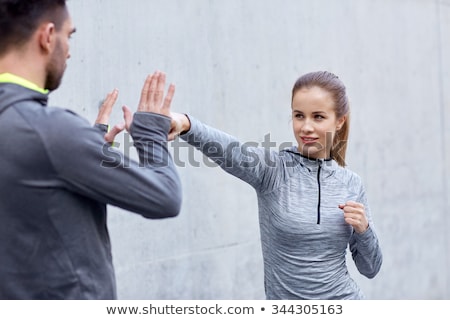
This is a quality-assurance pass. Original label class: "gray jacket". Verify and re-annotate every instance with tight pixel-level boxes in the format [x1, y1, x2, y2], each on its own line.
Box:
[0, 82, 182, 299]
[181, 116, 382, 299]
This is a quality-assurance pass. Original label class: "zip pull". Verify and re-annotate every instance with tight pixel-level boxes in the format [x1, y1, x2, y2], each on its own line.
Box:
[316, 160, 322, 224]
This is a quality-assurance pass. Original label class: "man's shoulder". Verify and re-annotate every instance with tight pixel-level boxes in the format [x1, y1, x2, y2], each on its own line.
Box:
[13, 102, 89, 128]
[7, 102, 95, 148]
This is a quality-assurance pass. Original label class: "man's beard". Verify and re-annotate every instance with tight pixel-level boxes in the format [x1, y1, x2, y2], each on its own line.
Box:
[44, 40, 66, 91]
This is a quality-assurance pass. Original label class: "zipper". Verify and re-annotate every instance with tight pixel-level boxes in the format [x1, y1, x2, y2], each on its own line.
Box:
[316, 161, 322, 224]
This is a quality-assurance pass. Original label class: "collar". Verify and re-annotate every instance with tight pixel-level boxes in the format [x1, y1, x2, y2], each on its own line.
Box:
[0, 73, 49, 94]
[285, 146, 338, 172]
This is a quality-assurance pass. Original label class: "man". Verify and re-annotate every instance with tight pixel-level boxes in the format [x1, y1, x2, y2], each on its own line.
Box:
[0, 0, 182, 299]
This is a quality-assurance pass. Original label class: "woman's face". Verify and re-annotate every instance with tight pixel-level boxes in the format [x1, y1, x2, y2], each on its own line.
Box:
[292, 86, 346, 159]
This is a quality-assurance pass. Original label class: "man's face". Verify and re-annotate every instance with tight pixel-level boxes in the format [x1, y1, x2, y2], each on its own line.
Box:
[45, 12, 75, 91]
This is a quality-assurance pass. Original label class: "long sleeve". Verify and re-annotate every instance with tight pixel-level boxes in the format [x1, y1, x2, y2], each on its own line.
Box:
[41, 109, 182, 218]
[180, 116, 282, 192]
[349, 184, 383, 278]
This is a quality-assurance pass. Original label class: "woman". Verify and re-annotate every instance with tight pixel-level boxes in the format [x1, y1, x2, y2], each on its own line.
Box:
[170, 71, 382, 299]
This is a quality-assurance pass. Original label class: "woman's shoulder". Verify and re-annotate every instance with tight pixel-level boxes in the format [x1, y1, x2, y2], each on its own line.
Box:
[333, 164, 364, 189]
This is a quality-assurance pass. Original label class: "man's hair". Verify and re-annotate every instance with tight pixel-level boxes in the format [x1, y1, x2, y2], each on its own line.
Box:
[0, 0, 67, 56]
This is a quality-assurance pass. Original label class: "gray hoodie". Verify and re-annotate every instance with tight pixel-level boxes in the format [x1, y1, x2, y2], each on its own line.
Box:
[181, 116, 382, 300]
[0, 82, 182, 299]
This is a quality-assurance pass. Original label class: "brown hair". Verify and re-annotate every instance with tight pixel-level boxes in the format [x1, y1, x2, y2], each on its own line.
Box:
[292, 71, 350, 166]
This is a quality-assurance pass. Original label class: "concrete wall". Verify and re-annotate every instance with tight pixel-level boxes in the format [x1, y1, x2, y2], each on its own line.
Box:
[49, 0, 450, 299]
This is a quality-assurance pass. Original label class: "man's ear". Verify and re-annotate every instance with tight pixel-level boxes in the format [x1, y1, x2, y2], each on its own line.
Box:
[38, 23, 56, 53]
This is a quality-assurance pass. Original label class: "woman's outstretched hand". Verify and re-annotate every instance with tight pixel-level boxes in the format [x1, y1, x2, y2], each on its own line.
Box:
[168, 112, 191, 141]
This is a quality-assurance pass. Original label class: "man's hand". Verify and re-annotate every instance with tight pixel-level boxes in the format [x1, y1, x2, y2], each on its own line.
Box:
[136, 71, 175, 117]
[120, 71, 175, 136]
[96, 89, 118, 125]
[95, 89, 126, 144]
[96, 71, 176, 144]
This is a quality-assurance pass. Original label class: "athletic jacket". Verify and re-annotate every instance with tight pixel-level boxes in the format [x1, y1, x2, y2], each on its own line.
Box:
[0, 75, 182, 299]
[181, 116, 382, 299]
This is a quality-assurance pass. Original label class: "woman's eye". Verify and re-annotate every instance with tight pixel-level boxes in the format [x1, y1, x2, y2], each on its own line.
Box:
[295, 114, 303, 119]
[315, 115, 325, 120]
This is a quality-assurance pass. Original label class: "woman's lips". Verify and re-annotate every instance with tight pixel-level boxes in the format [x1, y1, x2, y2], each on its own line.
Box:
[301, 137, 318, 144]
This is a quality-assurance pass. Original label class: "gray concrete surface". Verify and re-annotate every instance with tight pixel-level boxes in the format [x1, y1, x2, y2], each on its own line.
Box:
[49, 0, 450, 299]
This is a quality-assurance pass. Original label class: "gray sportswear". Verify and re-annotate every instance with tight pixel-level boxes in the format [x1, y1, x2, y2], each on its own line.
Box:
[0, 82, 182, 299]
[181, 116, 382, 300]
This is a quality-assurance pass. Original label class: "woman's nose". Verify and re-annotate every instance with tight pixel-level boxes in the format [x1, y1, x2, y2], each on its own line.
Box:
[301, 119, 314, 133]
